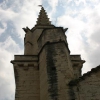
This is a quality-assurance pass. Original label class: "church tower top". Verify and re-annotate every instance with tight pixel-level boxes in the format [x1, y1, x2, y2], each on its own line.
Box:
[36, 6, 52, 25]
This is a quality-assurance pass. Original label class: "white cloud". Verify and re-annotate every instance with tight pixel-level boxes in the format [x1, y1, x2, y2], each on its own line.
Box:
[48, 0, 58, 11]
[0, 35, 22, 100]
[0, 49, 15, 100]
[0, 21, 7, 36]
[0, 7, 17, 21]
[0, 36, 21, 52]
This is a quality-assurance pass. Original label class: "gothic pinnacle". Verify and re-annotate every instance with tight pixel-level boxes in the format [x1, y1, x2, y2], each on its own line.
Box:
[36, 5, 51, 25]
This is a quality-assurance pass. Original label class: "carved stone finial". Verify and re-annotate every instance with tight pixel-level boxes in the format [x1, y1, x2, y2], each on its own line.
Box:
[22, 28, 27, 32]
[64, 28, 68, 32]
[36, 5, 51, 25]
[22, 27, 31, 33]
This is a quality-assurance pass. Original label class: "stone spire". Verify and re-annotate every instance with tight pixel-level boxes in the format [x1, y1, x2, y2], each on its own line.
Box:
[36, 6, 51, 25]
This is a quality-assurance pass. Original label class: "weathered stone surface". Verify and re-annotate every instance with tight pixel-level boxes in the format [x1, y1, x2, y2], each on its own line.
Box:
[11, 6, 100, 100]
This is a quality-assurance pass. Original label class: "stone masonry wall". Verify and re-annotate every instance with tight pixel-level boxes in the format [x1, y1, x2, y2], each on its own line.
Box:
[24, 28, 33, 55]
[39, 46, 50, 100]
[46, 42, 74, 100]
[46, 43, 58, 100]
[38, 28, 67, 52]
[70, 55, 85, 78]
[39, 41, 74, 100]
[73, 71, 100, 100]
[32, 29, 43, 55]
[12, 55, 40, 100]
[14, 64, 40, 100]
[24, 28, 43, 55]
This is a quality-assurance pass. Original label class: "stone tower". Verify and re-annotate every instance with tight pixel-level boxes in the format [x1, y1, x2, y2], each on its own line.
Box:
[11, 7, 85, 100]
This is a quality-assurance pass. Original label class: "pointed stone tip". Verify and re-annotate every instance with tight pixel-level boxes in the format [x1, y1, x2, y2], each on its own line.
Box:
[38, 5, 44, 9]
[36, 6, 52, 26]
[22, 27, 31, 32]
[22, 28, 27, 32]
[38, 5, 45, 10]
[64, 28, 68, 32]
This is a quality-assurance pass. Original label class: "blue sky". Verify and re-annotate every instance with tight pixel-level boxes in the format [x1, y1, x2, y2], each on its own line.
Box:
[0, 0, 100, 99]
